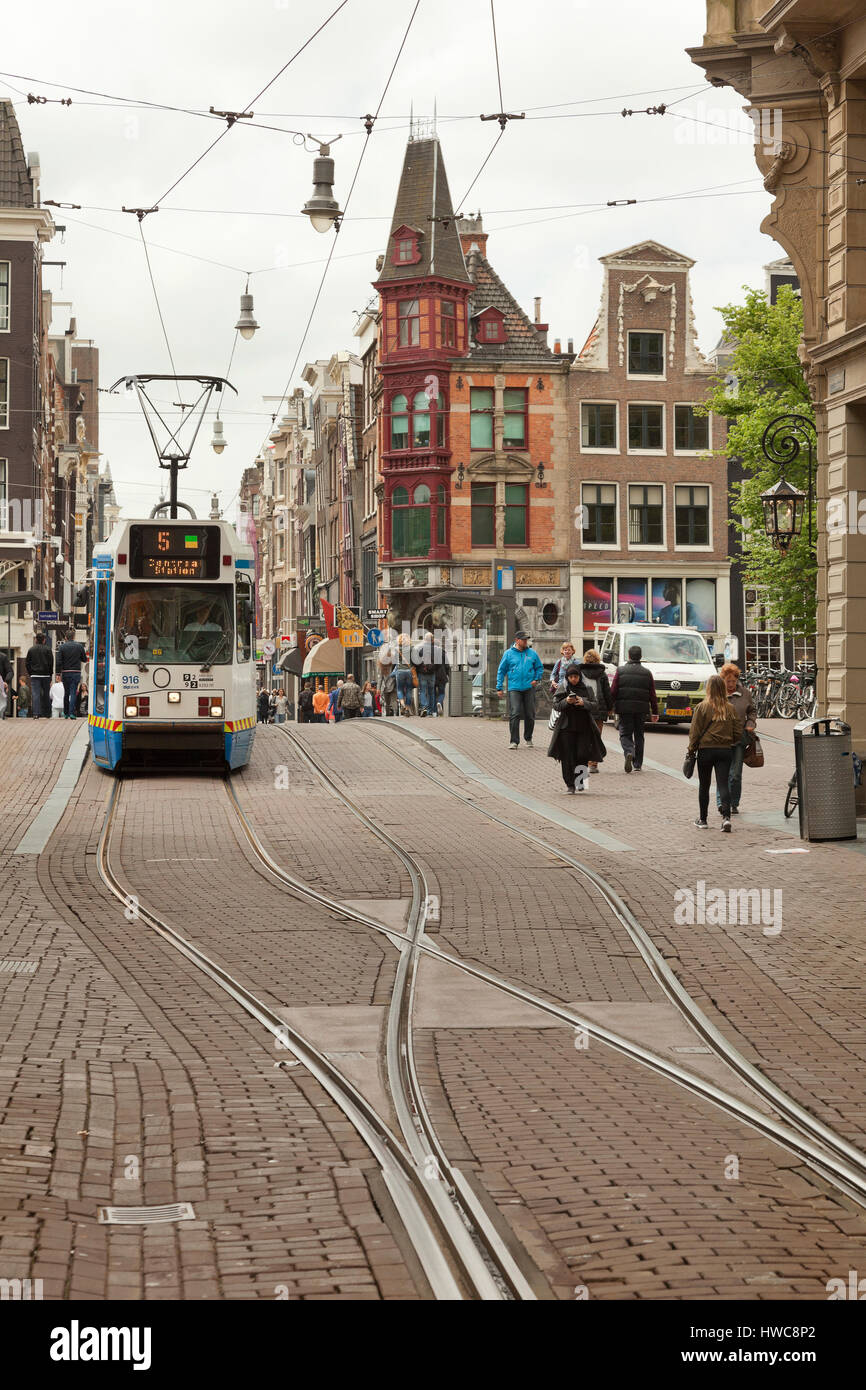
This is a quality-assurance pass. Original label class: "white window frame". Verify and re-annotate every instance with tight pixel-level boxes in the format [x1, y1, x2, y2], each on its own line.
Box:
[626, 330, 666, 382]
[626, 401, 665, 455]
[0, 458, 6, 521]
[579, 400, 619, 453]
[580, 480, 619, 550]
[0, 262, 9, 333]
[673, 402, 712, 455]
[673, 483, 713, 552]
[627, 481, 667, 551]
[0, 358, 8, 429]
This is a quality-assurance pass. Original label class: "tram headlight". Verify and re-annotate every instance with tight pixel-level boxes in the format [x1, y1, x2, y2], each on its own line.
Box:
[167, 691, 181, 704]
[210, 701, 223, 718]
[124, 699, 138, 717]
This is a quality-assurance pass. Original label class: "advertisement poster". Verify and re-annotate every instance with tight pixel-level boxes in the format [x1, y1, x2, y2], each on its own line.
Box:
[583, 577, 612, 628]
[685, 578, 716, 632]
[615, 579, 647, 622]
[652, 578, 683, 625]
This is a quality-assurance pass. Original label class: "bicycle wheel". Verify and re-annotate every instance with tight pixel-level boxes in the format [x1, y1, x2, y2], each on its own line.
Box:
[776, 683, 800, 719]
[784, 772, 799, 818]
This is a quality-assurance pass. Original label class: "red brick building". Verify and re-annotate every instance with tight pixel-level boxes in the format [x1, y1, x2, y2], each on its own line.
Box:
[569, 241, 729, 651]
[375, 135, 570, 709]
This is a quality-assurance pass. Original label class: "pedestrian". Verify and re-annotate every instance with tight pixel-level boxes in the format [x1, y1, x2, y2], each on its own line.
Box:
[25, 632, 53, 718]
[16, 676, 31, 717]
[434, 660, 449, 716]
[378, 666, 398, 717]
[55, 628, 88, 720]
[257, 687, 270, 723]
[394, 636, 415, 715]
[0, 649, 15, 719]
[412, 637, 440, 717]
[0, 669, 7, 721]
[50, 675, 65, 718]
[77, 680, 88, 718]
[496, 631, 544, 748]
[548, 662, 607, 792]
[715, 662, 756, 817]
[312, 685, 329, 723]
[610, 644, 658, 773]
[371, 681, 383, 716]
[268, 690, 278, 724]
[274, 690, 288, 724]
[337, 673, 363, 719]
[328, 680, 344, 723]
[297, 681, 314, 723]
[577, 648, 613, 773]
[688, 673, 743, 832]
[361, 681, 376, 717]
[549, 641, 578, 694]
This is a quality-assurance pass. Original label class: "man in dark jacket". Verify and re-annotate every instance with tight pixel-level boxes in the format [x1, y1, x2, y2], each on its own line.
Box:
[55, 628, 89, 720]
[0, 649, 16, 719]
[297, 682, 314, 723]
[610, 644, 658, 773]
[25, 632, 54, 718]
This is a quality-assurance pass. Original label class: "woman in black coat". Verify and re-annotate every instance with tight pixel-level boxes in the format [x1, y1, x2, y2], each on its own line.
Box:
[547, 663, 607, 793]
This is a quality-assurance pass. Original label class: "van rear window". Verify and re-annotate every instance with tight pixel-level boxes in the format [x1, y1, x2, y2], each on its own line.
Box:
[622, 632, 708, 663]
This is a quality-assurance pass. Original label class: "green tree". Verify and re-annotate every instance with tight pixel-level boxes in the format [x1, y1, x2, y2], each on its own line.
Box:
[701, 285, 816, 638]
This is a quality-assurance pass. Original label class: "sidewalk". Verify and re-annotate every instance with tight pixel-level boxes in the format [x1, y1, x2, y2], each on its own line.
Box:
[376, 712, 866, 1151]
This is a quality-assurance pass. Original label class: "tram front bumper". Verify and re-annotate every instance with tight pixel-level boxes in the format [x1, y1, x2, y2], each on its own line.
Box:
[122, 720, 226, 752]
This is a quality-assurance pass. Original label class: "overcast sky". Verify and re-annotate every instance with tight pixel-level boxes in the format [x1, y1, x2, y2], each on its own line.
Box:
[4, 0, 778, 522]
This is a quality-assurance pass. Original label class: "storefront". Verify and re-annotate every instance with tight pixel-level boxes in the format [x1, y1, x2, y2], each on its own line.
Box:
[571, 566, 730, 651]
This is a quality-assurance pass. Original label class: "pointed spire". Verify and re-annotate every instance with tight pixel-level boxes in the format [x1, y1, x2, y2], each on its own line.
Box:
[0, 100, 36, 207]
[376, 135, 471, 285]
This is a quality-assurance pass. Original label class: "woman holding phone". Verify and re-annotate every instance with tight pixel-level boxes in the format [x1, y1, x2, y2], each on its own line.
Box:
[547, 662, 606, 793]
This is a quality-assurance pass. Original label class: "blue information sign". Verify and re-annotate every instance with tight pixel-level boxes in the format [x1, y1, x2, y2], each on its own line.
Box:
[366, 627, 384, 648]
[37, 611, 59, 623]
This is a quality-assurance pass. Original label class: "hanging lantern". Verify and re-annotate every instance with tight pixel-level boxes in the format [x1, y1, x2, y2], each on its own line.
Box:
[760, 476, 805, 553]
[235, 289, 259, 340]
[211, 419, 227, 455]
[301, 142, 343, 233]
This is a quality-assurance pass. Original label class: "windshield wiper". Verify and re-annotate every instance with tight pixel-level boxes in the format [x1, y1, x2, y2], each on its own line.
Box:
[199, 634, 229, 672]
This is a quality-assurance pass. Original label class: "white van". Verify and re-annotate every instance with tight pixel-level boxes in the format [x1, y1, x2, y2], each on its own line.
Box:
[598, 623, 716, 725]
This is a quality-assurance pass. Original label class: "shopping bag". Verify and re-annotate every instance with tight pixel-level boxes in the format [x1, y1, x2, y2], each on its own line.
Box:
[744, 735, 764, 769]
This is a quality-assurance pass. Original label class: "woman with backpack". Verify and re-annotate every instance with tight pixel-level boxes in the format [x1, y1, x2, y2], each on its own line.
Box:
[687, 673, 744, 833]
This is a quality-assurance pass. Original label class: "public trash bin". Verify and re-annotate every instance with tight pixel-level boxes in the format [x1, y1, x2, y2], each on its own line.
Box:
[793, 717, 858, 842]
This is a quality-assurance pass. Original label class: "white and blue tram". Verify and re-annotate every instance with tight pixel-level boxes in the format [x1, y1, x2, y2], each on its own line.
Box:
[87, 516, 256, 771]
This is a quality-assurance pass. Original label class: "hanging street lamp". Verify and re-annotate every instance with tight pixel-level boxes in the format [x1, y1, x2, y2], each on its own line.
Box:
[235, 282, 259, 340]
[301, 136, 343, 233]
[211, 419, 227, 455]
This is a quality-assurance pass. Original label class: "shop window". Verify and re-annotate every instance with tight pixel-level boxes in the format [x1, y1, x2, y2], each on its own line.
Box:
[470, 388, 494, 449]
[583, 577, 613, 629]
[471, 482, 495, 545]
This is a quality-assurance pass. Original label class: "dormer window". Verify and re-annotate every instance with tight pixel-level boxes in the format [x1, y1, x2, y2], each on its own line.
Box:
[473, 306, 506, 345]
[390, 224, 422, 267]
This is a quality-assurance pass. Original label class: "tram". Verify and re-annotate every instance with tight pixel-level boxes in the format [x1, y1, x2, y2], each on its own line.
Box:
[86, 514, 256, 771]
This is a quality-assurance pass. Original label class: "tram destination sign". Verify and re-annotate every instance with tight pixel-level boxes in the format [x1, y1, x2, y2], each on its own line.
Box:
[128, 525, 221, 581]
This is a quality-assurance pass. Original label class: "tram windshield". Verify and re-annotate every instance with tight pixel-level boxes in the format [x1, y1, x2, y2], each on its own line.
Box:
[114, 584, 233, 665]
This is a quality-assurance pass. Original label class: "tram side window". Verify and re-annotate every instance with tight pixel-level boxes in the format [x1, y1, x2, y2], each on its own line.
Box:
[236, 576, 253, 661]
[95, 579, 108, 713]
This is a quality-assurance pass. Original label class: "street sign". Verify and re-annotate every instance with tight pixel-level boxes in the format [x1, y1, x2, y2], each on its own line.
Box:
[367, 608, 387, 622]
[37, 611, 59, 623]
[262, 640, 276, 658]
[496, 567, 514, 592]
[340, 629, 364, 648]
[367, 628, 384, 649]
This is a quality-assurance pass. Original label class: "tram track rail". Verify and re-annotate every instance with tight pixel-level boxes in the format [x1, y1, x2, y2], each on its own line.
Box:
[259, 722, 866, 1216]
[95, 775, 514, 1301]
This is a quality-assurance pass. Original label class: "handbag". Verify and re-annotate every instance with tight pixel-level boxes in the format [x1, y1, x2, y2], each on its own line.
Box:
[548, 706, 561, 732]
[743, 735, 764, 769]
[682, 749, 696, 779]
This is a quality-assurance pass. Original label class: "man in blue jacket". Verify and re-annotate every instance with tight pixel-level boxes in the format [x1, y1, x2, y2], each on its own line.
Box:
[496, 631, 544, 748]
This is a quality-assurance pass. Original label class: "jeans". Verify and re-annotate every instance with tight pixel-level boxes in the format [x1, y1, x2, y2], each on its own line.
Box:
[618, 712, 646, 767]
[395, 669, 414, 709]
[507, 688, 536, 744]
[61, 672, 80, 718]
[418, 673, 437, 716]
[698, 746, 733, 820]
[362, 706, 374, 717]
[275, 713, 285, 724]
[717, 735, 747, 811]
[30, 675, 51, 718]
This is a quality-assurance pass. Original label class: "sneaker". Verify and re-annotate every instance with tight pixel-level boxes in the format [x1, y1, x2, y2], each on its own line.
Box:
[565, 786, 575, 795]
[525, 740, 533, 748]
[721, 819, 732, 833]
[624, 752, 633, 773]
[509, 742, 519, 749]
[436, 702, 443, 715]
[633, 765, 642, 772]
[730, 807, 739, 815]
[420, 709, 428, 717]
[694, 818, 708, 829]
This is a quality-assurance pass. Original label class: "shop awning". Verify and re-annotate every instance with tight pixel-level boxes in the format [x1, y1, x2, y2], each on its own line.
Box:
[301, 638, 345, 676]
[277, 645, 306, 677]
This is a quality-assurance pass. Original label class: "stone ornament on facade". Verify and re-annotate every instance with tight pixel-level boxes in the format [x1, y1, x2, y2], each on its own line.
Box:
[464, 566, 492, 586]
[515, 567, 560, 587]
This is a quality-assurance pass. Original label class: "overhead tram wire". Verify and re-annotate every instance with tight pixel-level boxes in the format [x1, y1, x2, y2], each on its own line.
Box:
[137, 220, 178, 378]
[252, 0, 422, 455]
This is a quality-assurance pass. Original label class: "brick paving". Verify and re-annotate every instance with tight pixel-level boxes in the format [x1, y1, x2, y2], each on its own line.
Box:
[357, 715, 866, 1151]
[0, 723, 420, 1300]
